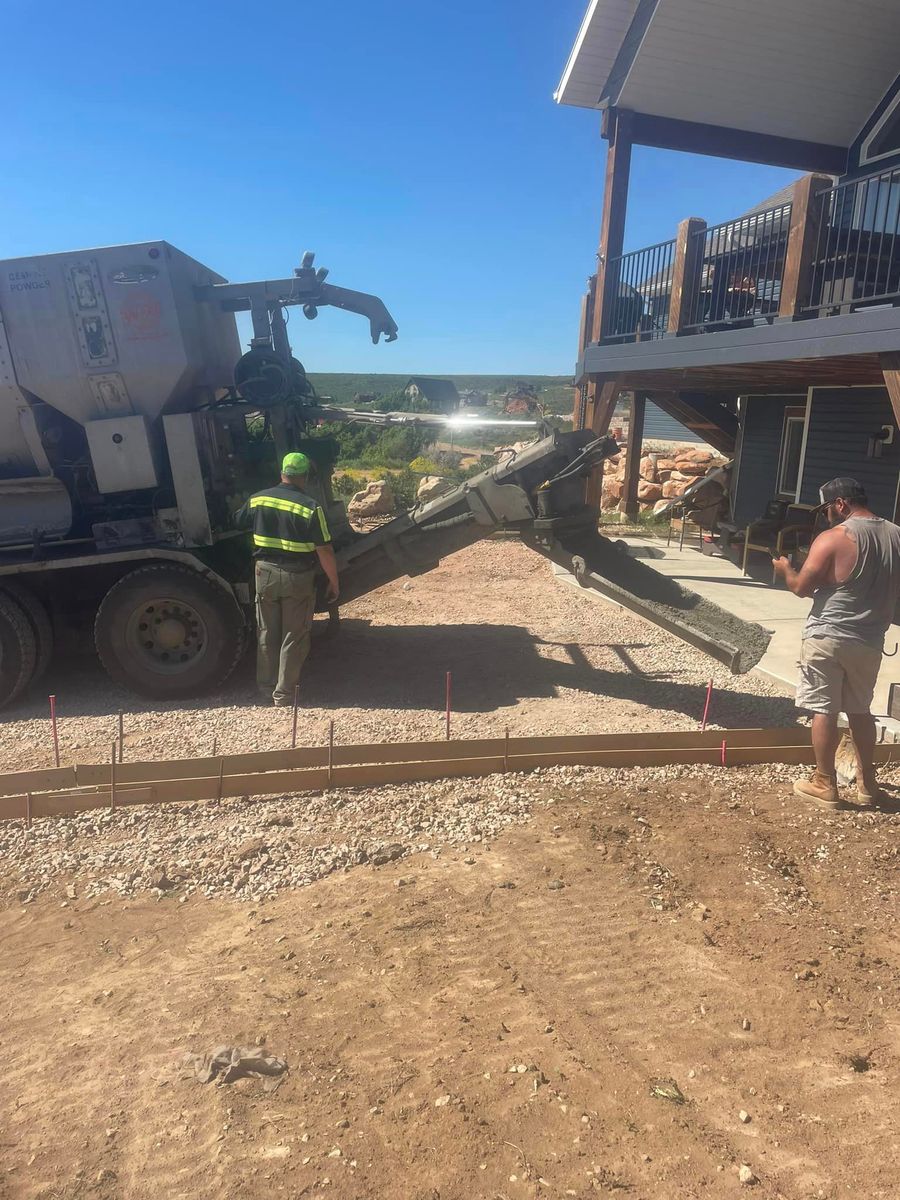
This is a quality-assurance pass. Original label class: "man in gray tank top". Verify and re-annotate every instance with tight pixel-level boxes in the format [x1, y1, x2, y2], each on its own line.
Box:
[773, 478, 900, 809]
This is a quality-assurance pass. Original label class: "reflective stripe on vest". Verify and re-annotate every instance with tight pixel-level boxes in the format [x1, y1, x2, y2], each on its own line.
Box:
[250, 495, 316, 519]
[253, 533, 317, 553]
[317, 506, 331, 541]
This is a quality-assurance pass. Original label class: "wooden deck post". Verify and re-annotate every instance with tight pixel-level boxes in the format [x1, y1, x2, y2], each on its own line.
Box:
[667, 217, 706, 333]
[573, 275, 597, 428]
[584, 375, 621, 510]
[621, 392, 646, 520]
[880, 352, 900, 426]
[779, 174, 831, 318]
[591, 109, 633, 346]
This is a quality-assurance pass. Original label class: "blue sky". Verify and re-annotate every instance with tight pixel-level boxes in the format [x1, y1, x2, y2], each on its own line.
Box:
[1, 0, 796, 375]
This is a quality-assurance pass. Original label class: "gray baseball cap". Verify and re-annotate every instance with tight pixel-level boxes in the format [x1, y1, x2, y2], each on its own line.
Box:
[813, 477, 867, 512]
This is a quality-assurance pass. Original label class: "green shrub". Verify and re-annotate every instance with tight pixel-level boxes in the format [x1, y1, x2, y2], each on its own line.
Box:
[408, 455, 442, 475]
[333, 473, 360, 497]
[385, 467, 419, 509]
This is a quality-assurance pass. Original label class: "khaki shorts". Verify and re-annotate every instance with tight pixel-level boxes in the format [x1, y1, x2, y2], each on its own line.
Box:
[796, 636, 882, 715]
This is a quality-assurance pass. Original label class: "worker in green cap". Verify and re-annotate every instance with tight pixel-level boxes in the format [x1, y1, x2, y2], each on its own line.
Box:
[235, 452, 339, 705]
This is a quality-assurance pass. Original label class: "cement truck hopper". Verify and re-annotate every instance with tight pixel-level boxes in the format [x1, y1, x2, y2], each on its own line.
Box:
[0, 242, 770, 707]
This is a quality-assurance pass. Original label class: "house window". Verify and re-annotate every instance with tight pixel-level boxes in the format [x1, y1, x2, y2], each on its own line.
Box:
[860, 90, 900, 166]
[777, 407, 806, 499]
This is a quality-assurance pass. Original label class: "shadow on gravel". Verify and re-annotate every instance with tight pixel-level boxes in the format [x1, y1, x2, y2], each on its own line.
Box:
[300, 620, 798, 724]
[5, 620, 799, 727]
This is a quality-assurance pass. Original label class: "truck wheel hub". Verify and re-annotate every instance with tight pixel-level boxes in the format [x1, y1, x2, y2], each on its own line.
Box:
[126, 599, 206, 670]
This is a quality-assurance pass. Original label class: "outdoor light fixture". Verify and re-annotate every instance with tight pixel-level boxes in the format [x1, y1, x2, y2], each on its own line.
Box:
[867, 425, 894, 458]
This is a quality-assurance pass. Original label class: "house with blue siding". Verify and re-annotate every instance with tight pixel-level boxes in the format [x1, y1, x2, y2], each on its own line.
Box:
[557, 0, 900, 538]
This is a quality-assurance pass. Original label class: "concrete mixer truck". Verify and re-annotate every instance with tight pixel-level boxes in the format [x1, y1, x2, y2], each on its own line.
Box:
[0, 242, 770, 708]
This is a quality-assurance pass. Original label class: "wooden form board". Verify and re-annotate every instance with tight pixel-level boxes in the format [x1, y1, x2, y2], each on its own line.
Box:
[0, 725, 883, 825]
[0, 726, 817, 796]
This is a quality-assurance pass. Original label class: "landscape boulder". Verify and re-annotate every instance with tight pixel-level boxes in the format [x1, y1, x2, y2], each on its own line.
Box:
[637, 481, 663, 503]
[601, 480, 623, 509]
[673, 461, 708, 477]
[348, 479, 395, 520]
[417, 475, 450, 503]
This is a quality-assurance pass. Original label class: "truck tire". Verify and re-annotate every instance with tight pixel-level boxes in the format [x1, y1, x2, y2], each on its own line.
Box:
[94, 565, 246, 700]
[0, 592, 38, 708]
[0, 582, 53, 684]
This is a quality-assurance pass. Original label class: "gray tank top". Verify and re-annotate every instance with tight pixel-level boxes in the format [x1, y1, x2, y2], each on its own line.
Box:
[805, 516, 900, 647]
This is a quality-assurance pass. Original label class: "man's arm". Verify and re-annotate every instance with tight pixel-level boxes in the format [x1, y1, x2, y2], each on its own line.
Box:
[315, 544, 339, 602]
[773, 529, 837, 598]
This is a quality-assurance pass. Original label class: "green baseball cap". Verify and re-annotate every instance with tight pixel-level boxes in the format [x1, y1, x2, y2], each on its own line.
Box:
[282, 451, 311, 477]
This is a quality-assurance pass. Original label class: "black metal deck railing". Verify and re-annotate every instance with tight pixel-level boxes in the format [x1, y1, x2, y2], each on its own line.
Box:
[804, 168, 900, 314]
[601, 238, 675, 343]
[681, 203, 792, 331]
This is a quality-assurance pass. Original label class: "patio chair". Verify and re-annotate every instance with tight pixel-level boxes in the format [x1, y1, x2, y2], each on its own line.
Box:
[740, 501, 819, 582]
[667, 501, 709, 550]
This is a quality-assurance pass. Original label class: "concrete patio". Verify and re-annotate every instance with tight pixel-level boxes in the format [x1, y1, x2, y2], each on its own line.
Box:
[557, 534, 900, 735]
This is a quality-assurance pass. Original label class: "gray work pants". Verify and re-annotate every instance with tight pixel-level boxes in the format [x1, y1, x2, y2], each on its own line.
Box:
[254, 561, 316, 703]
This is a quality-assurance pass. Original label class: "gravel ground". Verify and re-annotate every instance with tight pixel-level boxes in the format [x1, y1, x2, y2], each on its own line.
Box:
[0, 539, 795, 776]
[0, 538, 805, 906]
[6, 755, 896, 907]
[0, 770, 537, 904]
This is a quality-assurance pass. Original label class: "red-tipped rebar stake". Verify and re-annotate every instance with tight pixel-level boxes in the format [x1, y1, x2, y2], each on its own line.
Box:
[49, 695, 60, 768]
[445, 671, 452, 741]
[701, 679, 713, 732]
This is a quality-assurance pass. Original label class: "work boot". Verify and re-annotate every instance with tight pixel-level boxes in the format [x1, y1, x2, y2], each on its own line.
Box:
[793, 770, 841, 809]
[856, 770, 884, 808]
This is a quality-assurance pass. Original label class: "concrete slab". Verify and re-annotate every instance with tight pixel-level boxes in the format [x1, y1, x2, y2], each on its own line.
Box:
[554, 537, 900, 736]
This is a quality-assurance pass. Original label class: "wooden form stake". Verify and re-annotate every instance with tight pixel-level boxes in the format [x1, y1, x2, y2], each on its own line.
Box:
[25, 792, 32, 829]
[327, 720, 335, 788]
[118, 711, 124, 764]
[110, 743, 117, 812]
[49, 695, 60, 769]
[701, 680, 713, 732]
[504, 728, 510, 773]
[291, 686, 300, 749]
[445, 672, 452, 741]
[215, 757, 225, 806]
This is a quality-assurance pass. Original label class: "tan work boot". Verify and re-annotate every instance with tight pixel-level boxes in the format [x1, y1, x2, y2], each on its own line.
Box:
[793, 771, 841, 809]
[856, 771, 883, 808]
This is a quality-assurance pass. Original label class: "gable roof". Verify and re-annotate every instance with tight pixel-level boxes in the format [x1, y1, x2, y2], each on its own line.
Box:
[405, 377, 461, 406]
[740, 179, 802, 217]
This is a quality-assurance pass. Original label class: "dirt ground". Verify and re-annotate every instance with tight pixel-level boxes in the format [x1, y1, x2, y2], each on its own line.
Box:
[1, 766, 898, 1200]
[2, 538, 897, 1199]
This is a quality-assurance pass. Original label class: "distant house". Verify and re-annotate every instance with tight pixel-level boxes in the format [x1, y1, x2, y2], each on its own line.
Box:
[404, 377, 460, 414]
[459, 388, 488, 408]
[503, 383, 541, 415]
